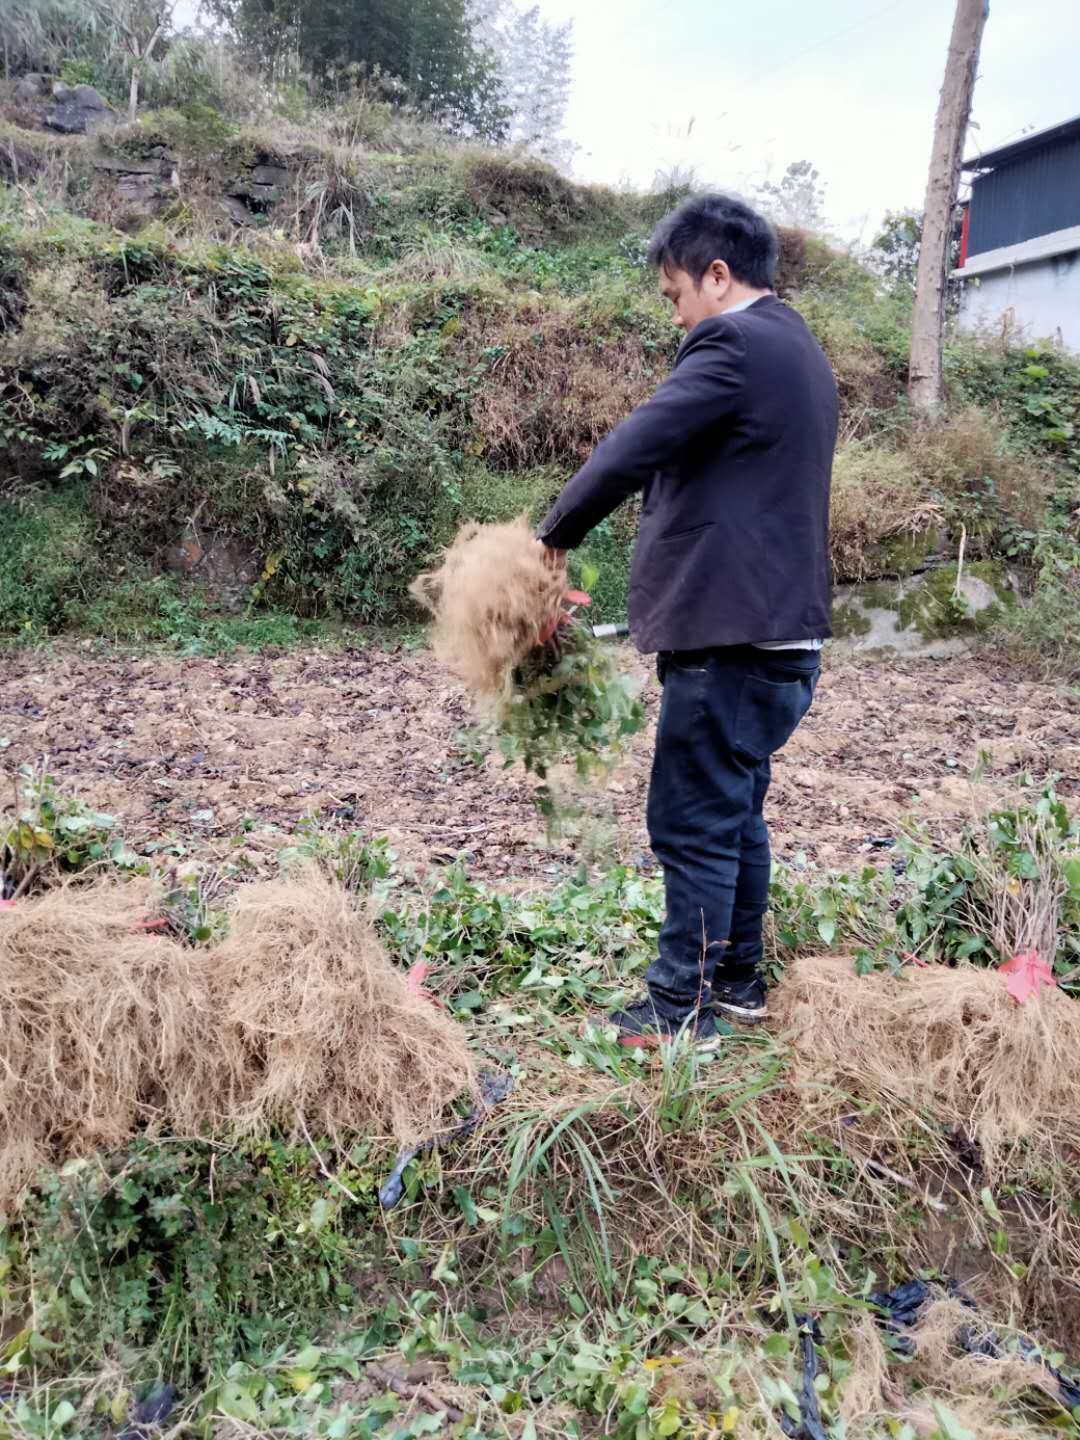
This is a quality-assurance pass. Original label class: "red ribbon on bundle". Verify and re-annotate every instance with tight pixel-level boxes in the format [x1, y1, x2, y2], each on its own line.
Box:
[406, 959, 446, 1010]
[999, 948, 1056, 1004]
[537, 589, 592, 646]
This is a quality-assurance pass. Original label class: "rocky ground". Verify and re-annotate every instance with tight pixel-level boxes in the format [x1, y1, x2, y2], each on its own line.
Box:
[3, 641, 1078, 884]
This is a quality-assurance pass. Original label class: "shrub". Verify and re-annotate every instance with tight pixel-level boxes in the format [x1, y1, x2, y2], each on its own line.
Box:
[792, 287, 902, 423]
[0, 495, 98, 637]
[996, 535, 1080, 681]
[947, 337, 1080, 476]
[2, 1138, 378, 1384]
[459, 152, 629, 244]
[147, 34, 272, 125]
[134, 104, 236, 154]
[459, 287, 675, 467]
[911, 408, 1055, 557]
[829, 412, 1058, 585]
[829, 442, 940, 583]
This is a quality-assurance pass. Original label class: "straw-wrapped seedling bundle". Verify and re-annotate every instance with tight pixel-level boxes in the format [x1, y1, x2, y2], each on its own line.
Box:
[410, 519, 644, 794]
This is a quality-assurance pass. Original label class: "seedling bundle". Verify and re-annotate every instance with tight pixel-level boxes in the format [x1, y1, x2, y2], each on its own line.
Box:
[410, 520, 644, 807]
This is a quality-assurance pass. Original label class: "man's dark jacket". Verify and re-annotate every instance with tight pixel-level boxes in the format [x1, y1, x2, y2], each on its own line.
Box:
[537, 295, 839, 653]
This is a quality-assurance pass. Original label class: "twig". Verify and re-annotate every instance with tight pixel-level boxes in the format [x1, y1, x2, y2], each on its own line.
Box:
[365, 1363, 464, 1423]
[954, 524, 967, 599]
[10, 862, 41, 902]
[297, 1112, 365, 1206]
[862, 1156, 948, 1214]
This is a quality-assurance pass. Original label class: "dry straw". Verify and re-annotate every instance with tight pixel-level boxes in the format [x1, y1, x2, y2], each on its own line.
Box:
[776, 954, 1080, 1174]
[0, 870, 476, 1205]
[0, 879, 224, 1202]
[826, 1298, 1066, 1439]
[212, 872, 477, 1147]
[409, 518, 564, 701]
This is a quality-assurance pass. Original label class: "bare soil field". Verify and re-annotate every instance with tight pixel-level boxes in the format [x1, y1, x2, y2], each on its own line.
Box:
[2, 643, 1078, 882]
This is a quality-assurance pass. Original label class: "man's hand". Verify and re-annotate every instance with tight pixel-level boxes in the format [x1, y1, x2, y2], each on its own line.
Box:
[534, 542, 586, 648]
[536, 539, 567, 572]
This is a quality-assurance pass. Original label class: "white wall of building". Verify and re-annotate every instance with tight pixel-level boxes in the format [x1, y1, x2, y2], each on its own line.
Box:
[957, 248, 1080, 350]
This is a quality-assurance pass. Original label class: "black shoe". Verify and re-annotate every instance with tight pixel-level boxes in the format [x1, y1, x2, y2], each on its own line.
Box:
[605, 997, 721, 1052]
[712, 976, 768, 1026]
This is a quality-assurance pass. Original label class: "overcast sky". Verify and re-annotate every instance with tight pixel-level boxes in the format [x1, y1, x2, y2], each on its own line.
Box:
[539, 0, 1080, 240]
[175, 0, 1079, 241]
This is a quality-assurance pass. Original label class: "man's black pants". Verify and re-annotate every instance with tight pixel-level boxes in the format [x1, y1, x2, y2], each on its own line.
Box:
[644, 644, 820, 1019]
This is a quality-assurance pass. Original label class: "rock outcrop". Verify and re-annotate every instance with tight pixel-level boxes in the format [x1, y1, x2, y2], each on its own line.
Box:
[44, 83, 118, 136]
[221, 157, 289, 224]
[94, 145, 180, 219]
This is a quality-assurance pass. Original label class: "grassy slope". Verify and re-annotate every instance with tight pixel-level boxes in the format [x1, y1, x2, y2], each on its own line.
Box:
[1, 107, 1077, 663]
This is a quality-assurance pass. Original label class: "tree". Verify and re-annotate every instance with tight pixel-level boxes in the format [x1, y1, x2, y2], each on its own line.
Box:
[2, 0, 175, 117]
[871, 209, 923, 289]
[908, 0, 988, 422]
[753, 160, 829, 233]
[1, 0, 103, 80]
[86, 0, 178, 119]
[205, 0, 508, 140]
[471, 0, 575, 166]
[197, 0, 296, 78]
[870, 207, 963, 295]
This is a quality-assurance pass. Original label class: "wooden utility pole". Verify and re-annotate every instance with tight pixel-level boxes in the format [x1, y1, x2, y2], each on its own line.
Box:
[908, 0, 988, 422]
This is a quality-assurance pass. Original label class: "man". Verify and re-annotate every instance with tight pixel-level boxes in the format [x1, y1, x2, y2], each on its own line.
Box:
[536, 192, 838, 1049]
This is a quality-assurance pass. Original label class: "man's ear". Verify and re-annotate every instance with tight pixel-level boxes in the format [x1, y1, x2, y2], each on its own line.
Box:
[708, 258, 731, 290]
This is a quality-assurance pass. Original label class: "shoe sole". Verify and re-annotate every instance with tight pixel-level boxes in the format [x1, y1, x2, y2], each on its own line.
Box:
[713, 1001, 768, 1027]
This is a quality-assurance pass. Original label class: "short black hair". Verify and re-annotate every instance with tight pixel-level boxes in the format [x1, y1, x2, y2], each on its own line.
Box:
[647, 193, 778, 290]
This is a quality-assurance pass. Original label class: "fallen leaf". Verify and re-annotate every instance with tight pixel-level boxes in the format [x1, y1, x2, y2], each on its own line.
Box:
[1000, 948, 1056, 1005]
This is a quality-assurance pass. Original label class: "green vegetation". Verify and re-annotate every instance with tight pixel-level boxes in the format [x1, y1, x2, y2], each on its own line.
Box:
[770, 782, 1080, 990]
[2, 784, 1079, 1435]
[1, 761, 137, 895]
[1, 83, 1075, 661]
[3, 12, 1080, 1439]
[3, 1138, 379, 1385]
[0, 181, 679, 636]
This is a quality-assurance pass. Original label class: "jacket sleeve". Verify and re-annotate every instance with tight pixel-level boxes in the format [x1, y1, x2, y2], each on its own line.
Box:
[536, 317, 747, 549]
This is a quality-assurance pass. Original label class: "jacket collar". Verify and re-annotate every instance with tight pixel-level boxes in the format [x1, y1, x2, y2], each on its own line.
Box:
[675, 293, 778, 359]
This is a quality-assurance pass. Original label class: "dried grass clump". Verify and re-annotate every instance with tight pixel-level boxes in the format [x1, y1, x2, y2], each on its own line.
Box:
[830, 441, 943, 582]
[790, 290, 901, 422]
[912, 1298, 1063, 1408]
[913, 408, 1055, 539]
[211, 870, 477, 1147]
[776, 955, 1080, 1173]
[0, 880, 225, 1201]
[410, 518, 565, 699]
[836, 1312, 891, 1429]
[0, 871, 477, 1204]
[2, 261, 113, 366]
[459, 152, 626, 244]
[460, 296, 669, 466]
[880, 1297, 1075, 1439]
